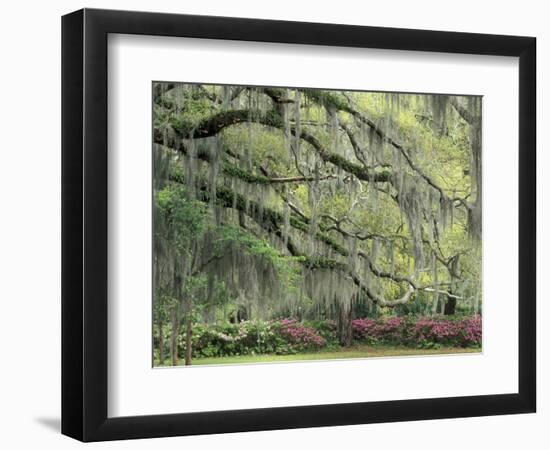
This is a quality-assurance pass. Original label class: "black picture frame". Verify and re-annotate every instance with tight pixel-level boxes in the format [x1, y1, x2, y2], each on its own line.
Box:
[61, 8, 536, 442]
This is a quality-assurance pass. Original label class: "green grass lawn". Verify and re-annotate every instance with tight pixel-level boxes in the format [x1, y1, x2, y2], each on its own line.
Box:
[159, 345, 480, 367]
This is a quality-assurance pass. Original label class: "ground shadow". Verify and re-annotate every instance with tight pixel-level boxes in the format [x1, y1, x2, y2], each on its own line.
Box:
[35, 417, 61, 433]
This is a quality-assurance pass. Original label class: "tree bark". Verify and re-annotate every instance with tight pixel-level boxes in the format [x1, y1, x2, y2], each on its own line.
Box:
[444, 260, 459, 316]
[337, 302, 353, 347]
[155, 109, 392, 184]
[170, 307, 179, 366]
[153, 252, 165, 365]
[184, 313, 193, 366]
[158, 320, 165, 365]
[183, 290, 194, 366]
[444, 297, 457, 315]
[169, 266, 184, 366]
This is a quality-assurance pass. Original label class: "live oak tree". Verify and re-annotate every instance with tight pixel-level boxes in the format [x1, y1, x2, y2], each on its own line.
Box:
[153, 82, 482, 363]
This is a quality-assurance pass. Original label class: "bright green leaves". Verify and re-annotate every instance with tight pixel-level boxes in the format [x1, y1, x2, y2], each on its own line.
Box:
[155, 184, 212, 254]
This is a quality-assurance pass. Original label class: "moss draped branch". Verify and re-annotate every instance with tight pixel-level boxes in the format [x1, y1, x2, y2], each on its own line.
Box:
[160, 137, 457, 297]
[161, 108, 392, 183]
[167, 171, 419, 305]
[286, 88, 471, 207]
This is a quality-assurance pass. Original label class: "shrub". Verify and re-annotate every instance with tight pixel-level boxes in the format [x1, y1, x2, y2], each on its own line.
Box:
[174, 319, 326, 359]
[275, 318, 326, 350]
[307, 319, 339, 346]
[352, 315, 481, 348]
[412, 315, 481, 347]
[154, 315, 481, 361]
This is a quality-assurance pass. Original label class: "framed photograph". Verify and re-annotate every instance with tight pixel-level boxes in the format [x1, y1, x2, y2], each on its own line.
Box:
[62, 8, 536, 442]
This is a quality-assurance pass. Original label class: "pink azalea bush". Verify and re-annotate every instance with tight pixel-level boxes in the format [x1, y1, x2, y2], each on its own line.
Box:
[412, 315, 482, 347]
[276, 318, 326, 349]
[161, 315, 481, 359]
[352, 315, 482, 348]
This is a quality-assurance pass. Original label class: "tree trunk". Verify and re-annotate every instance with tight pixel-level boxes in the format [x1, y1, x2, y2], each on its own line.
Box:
[170, 307, 179, 366]
[473, 293, 480, 315]
[444, 297, 456, 315]
[185, 314, 193, 366]
[153, 254, 165, 365]
[337, 301, 353, 347]
[158, 320, 165, 365]
[170, 264, 184, 367]
[184, 296, 194, 366]
[444, 265, 459, 316]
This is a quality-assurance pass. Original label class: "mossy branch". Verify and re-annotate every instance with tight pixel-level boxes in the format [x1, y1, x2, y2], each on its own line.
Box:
[158, 108, 392, 183]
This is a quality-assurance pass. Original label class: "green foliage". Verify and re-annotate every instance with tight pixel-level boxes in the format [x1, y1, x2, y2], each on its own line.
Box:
[164, 88, 217, 137]
[155, 184, 211, 253]
[152, 315, 481, 362]
[175, 321, 303, 358]
[215, 225, 303, 293]
[221, 163, 271, 184]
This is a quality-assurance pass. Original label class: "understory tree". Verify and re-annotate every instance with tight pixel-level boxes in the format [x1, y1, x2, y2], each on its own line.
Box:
[152, 82, 482, 363]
